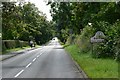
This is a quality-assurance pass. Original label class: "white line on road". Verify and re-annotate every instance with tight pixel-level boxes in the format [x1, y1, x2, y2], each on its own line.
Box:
[26, 63, 32, 68]
[36, 52, 43, 58]
[0, 76, 2, 80]
[37, 55, 39, 57]
[32, 58, 37, 62]
[40, 53, 43, 55]
[14, 48, 45, 78]
[14, 70, 24, 78]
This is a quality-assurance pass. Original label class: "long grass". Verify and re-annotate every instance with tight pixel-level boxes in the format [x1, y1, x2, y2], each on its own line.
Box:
[2, 45, 40, 55]
[65, 45, 118, 78]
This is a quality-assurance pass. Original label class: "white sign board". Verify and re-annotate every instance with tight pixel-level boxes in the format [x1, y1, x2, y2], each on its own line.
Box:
[91, 31, 105, 43]
[94, 31, 105, 39]
[91, 37, 104, 43]
[0, 33, 1, 38]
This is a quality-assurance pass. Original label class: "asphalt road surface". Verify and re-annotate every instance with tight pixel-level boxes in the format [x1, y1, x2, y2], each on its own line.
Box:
[1, 39, 85, 78]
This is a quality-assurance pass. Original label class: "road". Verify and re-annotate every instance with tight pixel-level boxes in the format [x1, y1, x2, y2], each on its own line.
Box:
[1, 39, 86, 78]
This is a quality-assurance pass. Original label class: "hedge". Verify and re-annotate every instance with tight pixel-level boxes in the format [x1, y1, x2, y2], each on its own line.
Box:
[2, 40, 29, 52]
[69, 21, 120, 61]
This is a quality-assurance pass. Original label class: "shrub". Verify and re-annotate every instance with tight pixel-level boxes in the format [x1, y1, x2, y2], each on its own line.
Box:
[2, 40, 29, 52]
[92, 21, 120, 60]
[15, 40, 21, 48]
[74, 25, 95, 53]
[66, 34, 76, 45]
[3, 40, 16, 49]
[20, 41, 28, 47]
[72, 21, 120, 61]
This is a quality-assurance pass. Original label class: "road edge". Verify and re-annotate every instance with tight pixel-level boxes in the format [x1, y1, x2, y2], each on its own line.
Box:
[63, 46, 89, 79]
[1, 47, 38, 61]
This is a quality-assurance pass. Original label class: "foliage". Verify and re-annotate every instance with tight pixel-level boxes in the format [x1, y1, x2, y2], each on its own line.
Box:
[74, 21, 120, 60]
[65, 45, 118, 78]
[49, 2, 120, 60]
[66, 34, 76, 45]
[74, 25, 95, 53]
[2, 40, 28, 52]
[93, 21, 120, 60]
[2, 2, 55, 45]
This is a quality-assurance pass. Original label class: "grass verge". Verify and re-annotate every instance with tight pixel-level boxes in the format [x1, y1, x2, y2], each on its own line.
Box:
[2, 45, 40, 55]
[65, 45, 118, 78]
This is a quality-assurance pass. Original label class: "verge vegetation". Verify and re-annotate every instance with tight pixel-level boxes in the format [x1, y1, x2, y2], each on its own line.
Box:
[65, 45, 118, 78]
[2, 2, 56, 53]
[48, 2, 120, 78]
[49, 2, 120, 61]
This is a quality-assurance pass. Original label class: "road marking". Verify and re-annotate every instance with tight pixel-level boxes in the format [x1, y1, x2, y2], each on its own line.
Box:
[37, 55, 39, 57]
[40, 53, 43, 55]
[32, 58, 37, 62]
[14, 48, 45, 78]
[0, 76, 2, 80]
[14, 70, 24, 78]
[26, 63, 32, 68]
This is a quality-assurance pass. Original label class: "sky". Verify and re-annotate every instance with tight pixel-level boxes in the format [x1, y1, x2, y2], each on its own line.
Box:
[25, 0, 52, 21]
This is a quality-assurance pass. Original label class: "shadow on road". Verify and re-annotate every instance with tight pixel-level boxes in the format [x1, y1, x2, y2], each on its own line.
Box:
[53, 47, 64, 49]
[2, 65, 26, 69]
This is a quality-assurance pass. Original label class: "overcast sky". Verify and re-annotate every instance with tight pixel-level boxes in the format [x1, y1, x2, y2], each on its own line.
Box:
[25, 0, 52, 21]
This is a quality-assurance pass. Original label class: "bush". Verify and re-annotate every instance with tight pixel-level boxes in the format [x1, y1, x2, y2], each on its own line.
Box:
[2, 40, 29, 52]
[15, 40, 21, 48]
[3, 40, 16, 49]
[74, 25, 95, 53]
[20, 41, 28, 47]
[115, 38, 120, 61]
[95, 22, 120, 58]
[91, 21, 120, 60]
[66, 34, 76, 45]
[72, 21, 120, 61]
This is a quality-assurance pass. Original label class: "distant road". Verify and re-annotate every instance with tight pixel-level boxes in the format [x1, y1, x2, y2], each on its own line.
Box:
[1, 39, 85, 78]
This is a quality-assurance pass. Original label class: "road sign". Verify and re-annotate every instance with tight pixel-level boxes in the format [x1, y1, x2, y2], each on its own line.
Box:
[90, 31, 105, 43]
[91, 37, 104, 43]
[94, 31, 105, 39]
[0, 33, 2, 38]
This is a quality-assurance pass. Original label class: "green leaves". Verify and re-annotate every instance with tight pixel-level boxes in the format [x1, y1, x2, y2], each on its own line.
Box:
[2, 2, 55, 44]
[48, 2, 120, 60]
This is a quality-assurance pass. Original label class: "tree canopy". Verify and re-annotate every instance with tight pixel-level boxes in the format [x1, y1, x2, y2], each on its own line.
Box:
[48, 2, 120, 42]
[48, 2, 120, 60]
[2, 2, 55, 44]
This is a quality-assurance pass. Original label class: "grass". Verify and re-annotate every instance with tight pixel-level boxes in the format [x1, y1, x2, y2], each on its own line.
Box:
[65, 45, 118, 78]
[2, 45, 40, 55]
[2, 46, 30, 55]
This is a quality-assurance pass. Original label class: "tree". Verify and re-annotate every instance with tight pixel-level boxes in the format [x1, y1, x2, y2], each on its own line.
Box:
[2, 2, 55, 45]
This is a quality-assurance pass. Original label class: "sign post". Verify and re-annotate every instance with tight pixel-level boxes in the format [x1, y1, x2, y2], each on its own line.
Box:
[90, 31, 105, 56]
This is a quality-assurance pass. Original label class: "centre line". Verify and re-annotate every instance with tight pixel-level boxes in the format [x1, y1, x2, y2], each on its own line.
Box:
[26, 63, 32, 68]
[40, 53, 43, 55]
[0, 76, 2, 80]
[37, 55, 39, 57]
[32, 58, 37, 62]
[14, 70, 24, 78]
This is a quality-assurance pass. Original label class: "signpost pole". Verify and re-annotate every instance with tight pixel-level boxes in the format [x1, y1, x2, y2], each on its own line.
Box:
[92, 43, 93, 55]
[90, 31, 105, 57]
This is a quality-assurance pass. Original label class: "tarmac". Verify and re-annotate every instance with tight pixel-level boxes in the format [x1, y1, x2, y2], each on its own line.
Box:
[0, 47, 38, 61]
